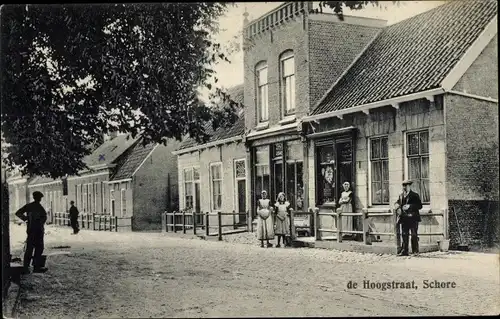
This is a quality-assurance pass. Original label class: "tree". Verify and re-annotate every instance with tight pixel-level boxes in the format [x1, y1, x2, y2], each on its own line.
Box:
[1, 2, 390, 179]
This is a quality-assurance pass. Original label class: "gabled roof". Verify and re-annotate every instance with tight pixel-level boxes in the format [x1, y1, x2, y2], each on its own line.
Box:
[109, 140, 156, 181]
[83, 134, 139, 167]
[311, 0, 498, 115]
[178, 84, 245, 151]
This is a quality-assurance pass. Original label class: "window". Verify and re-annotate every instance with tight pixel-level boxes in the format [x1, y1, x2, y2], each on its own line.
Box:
[406, 130, 430, 203]
[370, 137, 389, 205]
[75, 185, 78, 209]
[183, 168, 194, 210]
[110, 189, 115, 216]
[256, 62, 269, 122]
[210, 163, 223, 211]
[100, 182, 105, 213]
[121, 189, 126, 217]
[82, 184, 87, 213]
[280, 51, 295, 115]
[94, 182, 99, 214]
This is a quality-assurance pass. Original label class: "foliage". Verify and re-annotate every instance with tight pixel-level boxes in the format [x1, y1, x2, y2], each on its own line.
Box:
[1, 3, 239, 179]
[1, 2, 387, 179]
[321, 1, 399, 19]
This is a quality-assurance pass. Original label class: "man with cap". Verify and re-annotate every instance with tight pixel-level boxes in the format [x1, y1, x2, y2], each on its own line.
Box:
[394, 179, 422, 256]
[15, 191, 48, 273]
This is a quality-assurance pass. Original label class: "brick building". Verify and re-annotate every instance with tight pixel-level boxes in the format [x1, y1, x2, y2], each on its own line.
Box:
[12, 134, 180, 231]
[300, 0, 498, 248]
[178, 1, 498, 249]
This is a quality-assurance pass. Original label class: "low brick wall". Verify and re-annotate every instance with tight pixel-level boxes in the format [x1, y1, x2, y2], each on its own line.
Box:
[448, 200, 499, 248]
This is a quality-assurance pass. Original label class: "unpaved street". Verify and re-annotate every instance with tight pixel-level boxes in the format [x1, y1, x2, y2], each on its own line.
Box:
[8, 224, 500, 318]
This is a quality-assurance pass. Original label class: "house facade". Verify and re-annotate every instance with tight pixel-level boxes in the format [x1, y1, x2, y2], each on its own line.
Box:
[15, 134, 180, 231]
[175, 85, 249, 229]
[177, 0, 498, 249]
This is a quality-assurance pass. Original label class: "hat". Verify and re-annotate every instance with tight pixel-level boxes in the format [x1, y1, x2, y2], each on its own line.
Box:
[402, 179, 413, 186]
[32, 191, 44, 198]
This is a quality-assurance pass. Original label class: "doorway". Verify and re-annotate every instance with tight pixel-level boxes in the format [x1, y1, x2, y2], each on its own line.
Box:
[234, 159, 247, 226]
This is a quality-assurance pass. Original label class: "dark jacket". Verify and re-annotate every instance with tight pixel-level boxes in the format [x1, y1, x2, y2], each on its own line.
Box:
[69, 206, 80, 220]
[395, 190, 423, 222]
[15, 202, 47, 233]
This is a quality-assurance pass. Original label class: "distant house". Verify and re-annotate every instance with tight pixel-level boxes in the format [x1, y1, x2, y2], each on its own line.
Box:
[20, 134, 181, 231]
[174, 85, 249, 229]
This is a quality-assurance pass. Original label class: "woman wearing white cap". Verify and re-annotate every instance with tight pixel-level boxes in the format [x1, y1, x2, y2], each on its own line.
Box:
[256, 190, 274, 248]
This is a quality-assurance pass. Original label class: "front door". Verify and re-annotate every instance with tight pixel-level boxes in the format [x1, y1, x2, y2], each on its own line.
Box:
[237, 180, 247, 225]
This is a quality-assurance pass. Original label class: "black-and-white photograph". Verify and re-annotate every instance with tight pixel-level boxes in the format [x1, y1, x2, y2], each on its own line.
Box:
[1, 1, 498, 317]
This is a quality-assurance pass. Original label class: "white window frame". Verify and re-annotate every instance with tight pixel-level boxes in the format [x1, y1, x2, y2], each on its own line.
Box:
[209, 162, 223, 212]
[256, 61, 269, 123]
[403, 129, 431, 205]
[280, 50, 296, 116]
[367, 135, 390, 206]
[120, 188, 126, 217]
[182, 167, 200, 211]
[94, 182, 99, 214]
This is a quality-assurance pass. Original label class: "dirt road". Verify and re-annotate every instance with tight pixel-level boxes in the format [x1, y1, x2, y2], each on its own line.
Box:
[8, 224, 500, 318]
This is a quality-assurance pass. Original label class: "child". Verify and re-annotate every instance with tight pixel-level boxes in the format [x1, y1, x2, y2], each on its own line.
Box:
[257, 190, 274, 248]
[274, 192, 290, 248]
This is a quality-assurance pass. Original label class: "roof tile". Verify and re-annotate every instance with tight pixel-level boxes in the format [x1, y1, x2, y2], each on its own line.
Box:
[312, 0, 498, 115]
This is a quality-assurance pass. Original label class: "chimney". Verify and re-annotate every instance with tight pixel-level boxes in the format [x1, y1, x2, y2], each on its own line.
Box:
[243, 7, 249, 26]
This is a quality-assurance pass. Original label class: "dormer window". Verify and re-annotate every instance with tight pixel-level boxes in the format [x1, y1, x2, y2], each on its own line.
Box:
[256, 61, 269, 123]
[280, 51, 295, 116]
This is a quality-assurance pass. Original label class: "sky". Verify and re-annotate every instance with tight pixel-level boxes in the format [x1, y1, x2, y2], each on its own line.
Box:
[205, 1, 446, 98]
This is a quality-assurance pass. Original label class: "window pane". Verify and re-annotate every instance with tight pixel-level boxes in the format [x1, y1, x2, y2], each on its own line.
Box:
[382, 160, 389, 181]
[420, 131, 429, 154]
[193, 168, 200, 180]
[421, 156, 429, 179]
[235, 160, 246, 178]
[273, 143, 283, 158]
[290, 75, 296, 112]
[371, 161, 382, 182]
[285, 78, 292, 111]
[382, 182, 390, 204]
[286, 139, 303, 161]
[184, 169, 193, 181]
[286, 162, 295, 207]
[421, 179, 430, 203]
[260, 85, 269, 121]
[371, 182, 382, 204]
[282, 57, 294, 76]
[296, 162, 304, 210]
[381, 137, 389, 158]
[258, 67, 267, 85]
[255, 147, 269, 165]
[407, 133, 419, 156]
[371, 139, 381, 159]
[319, 145, 335, 164]
[409, 158, 421, 180]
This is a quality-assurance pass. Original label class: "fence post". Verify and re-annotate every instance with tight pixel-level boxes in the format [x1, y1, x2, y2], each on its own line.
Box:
[393, 208, 400, 253]
[205, 212, 210, 236]
[217, 211, 222, 241]
[363, 209, 371, 245]
[314, 208, 320, 241]
[173, 211, 177, 233]
[337, 211, 342, 243]
[232, 210, 237, 230]
[246, 211, 250, 232]
[192, 211, 197, 236]
[182, 210, 186, 234]
[161, 211, 166, 233]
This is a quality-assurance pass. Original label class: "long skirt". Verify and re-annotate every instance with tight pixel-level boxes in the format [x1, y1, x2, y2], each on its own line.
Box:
[257, 216, 275, 240]
[275, 216, 290, 236]
[339, 203, 353, 233]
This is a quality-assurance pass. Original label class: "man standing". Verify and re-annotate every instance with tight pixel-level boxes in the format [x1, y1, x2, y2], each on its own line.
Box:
[15, 191, 48, 273]
[69, 201, 80, 234]
[394, 180, 422, 256]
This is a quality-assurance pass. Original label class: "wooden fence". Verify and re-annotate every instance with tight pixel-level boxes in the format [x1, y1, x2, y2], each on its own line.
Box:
[51, 212, 132, 232]
[312, 207, 447, 247]
[162, 210, 250, 240]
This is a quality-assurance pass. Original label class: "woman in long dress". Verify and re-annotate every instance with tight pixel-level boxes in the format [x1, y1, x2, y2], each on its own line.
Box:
[257, 190, 274, 248]
[337, 181, 354, 238]
[274, 192, 290, 248]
